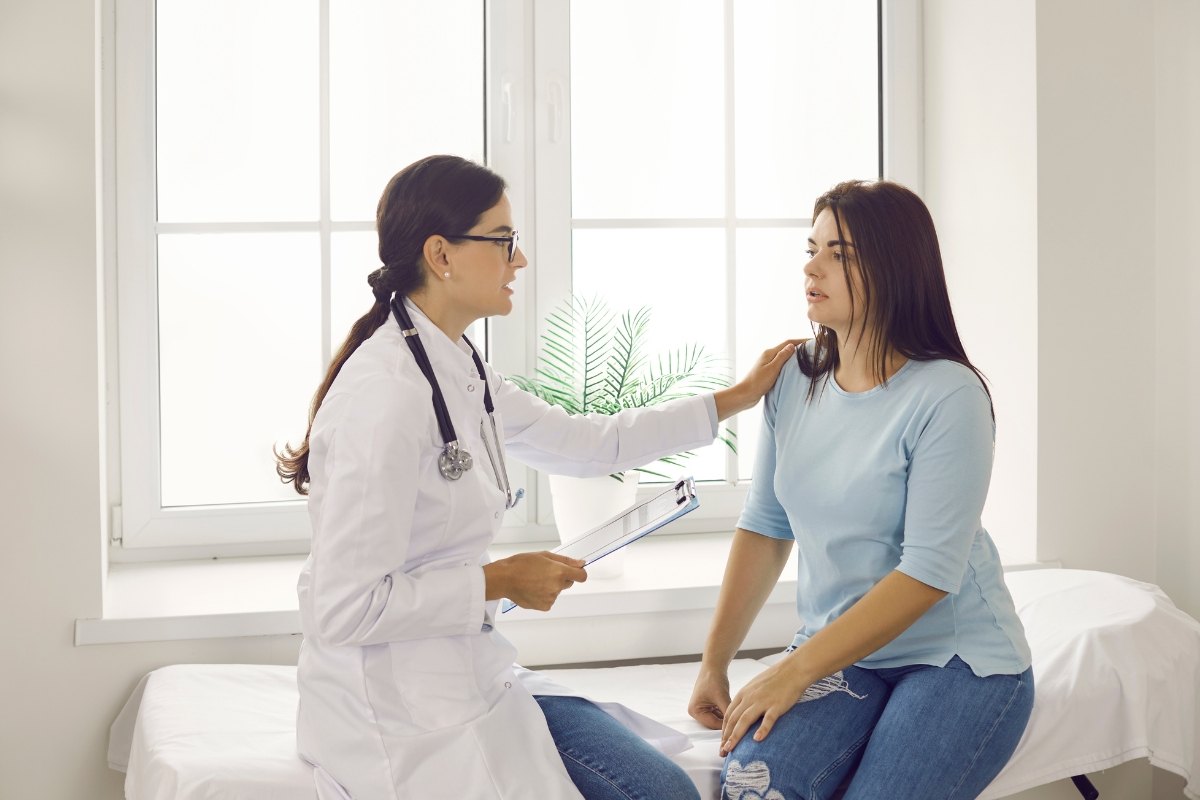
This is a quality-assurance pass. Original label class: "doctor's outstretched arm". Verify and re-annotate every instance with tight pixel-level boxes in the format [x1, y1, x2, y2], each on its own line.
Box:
[493, 339, 805, 477]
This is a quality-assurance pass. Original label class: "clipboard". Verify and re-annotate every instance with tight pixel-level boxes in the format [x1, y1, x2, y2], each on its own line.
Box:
[501, 477, 699, 613]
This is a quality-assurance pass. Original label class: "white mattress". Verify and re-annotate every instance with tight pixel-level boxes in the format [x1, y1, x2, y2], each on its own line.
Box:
[110, 569, 1200, 800]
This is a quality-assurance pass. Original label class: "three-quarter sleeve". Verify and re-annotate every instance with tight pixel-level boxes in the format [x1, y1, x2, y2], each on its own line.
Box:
[735, 385, 794, 540]
[305, 376, 485, 647]
[895, 384, 995, 594]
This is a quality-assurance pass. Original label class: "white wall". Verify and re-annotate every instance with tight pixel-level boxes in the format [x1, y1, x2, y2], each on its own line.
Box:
[925, 0, 1200, 601]
[922, 0, 1200, 605]
[1035, 0, 1160, 581]
[1154, 0, 1200, 620]
[923, 0, 1040, 565]
[0, 2, 302, 798]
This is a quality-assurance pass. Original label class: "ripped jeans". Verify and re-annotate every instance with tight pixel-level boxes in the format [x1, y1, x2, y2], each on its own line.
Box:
[721, 656, 1034, 800]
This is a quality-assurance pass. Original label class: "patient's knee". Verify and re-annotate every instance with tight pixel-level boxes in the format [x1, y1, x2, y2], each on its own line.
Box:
[720, 669, 882, 800]
[723, 759, 788, 800]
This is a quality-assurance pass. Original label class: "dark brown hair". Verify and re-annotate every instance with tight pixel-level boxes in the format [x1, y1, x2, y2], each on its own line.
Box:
[275, 155, 507, 494]
[797, 180, 992, 413]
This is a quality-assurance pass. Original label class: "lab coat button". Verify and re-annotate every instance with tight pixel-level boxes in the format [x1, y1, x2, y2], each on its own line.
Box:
[505, 682, 512, 689]
[468, 384, 475, 392]
[494, 511, 499, 519]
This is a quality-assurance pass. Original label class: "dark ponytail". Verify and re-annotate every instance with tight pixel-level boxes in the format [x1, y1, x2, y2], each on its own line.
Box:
[276, 155, 507, 494]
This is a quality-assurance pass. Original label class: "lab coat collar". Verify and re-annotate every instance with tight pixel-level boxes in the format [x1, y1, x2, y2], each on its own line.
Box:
[399, 297, 482, 377]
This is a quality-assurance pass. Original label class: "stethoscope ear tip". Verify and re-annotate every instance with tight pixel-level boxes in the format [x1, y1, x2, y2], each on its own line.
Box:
[505, 487, 526, 510]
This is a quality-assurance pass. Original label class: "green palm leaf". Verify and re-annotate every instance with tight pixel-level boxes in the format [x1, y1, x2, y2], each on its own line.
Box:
[605, 306, 651, 404]
[513, 294, 736, 477]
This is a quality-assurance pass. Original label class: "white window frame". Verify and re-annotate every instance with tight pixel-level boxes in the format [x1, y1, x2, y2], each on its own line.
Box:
[105, 0, 921, 560]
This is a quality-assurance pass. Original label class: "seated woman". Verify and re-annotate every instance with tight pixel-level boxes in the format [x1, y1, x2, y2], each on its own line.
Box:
[689, 180, 1034, 800]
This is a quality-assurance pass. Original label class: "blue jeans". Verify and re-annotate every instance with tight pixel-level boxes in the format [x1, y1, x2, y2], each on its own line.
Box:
[536, 695, 700, 800]
[721, 656, 1034, 800]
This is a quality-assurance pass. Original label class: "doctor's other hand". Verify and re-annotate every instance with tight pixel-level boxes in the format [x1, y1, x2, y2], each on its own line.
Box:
[714, 338, 808, 422]
[483, 551, 587, 611]
[688, 666, 732, 730]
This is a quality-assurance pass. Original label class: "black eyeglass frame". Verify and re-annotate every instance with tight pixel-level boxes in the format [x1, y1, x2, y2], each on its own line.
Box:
[445, 231, 520, 262]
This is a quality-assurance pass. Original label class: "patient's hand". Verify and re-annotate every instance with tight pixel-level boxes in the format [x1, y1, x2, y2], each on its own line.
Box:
[688, 666, 732, 730]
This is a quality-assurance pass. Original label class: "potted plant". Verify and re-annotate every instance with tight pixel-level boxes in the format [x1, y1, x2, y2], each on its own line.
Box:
[511, 296, 735, 577]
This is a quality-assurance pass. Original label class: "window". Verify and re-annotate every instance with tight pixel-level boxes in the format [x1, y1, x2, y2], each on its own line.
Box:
[109, 0, 917, 557]
[113, 0, 486, 550]
[524, 0, 886, 534]
[567, 0, 878, 484]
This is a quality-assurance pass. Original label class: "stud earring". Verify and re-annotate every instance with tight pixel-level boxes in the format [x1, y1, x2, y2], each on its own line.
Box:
[444, 272, 450, 278]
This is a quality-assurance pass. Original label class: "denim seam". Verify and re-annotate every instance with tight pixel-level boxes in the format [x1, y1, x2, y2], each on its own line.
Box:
[942, 672, 1025, 800]
[556, 747, 638, 800]
[811, 727, 873, 800]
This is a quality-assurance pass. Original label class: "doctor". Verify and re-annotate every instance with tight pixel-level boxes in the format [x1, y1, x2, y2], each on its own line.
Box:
[276, 155, 798, 800]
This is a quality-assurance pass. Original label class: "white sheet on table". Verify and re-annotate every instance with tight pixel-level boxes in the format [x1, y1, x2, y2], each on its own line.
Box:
[979, 569, 1200, 799]
[109, 663, 701, 800]
[109, 569, 1200, 800]
[117, 664, 314, 800]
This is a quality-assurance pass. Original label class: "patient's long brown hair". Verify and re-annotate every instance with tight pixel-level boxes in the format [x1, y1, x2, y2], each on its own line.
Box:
[275, 155, 507, 494]
[797, 180, 992, 414]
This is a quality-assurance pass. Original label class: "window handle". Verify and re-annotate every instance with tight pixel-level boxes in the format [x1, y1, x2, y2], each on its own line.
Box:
[548, 79, 564, 143]
[501, 81, 515, 143]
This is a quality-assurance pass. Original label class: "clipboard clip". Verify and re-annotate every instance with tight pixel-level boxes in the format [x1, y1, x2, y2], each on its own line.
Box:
[674, 478, 695, 505]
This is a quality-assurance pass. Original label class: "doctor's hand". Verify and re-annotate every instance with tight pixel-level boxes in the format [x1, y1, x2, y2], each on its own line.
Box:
[714, 338, 808, 422]
[688, 665, 732, 730]
[483, 551, 587, 611]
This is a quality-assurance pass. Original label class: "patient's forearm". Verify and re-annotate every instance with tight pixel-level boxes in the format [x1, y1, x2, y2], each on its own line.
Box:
[700, 528, 793, 672]
[783, 570, 947, 685]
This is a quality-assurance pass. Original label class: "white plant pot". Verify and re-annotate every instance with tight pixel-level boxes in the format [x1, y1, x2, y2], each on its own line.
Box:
[548, 471, 640, 579]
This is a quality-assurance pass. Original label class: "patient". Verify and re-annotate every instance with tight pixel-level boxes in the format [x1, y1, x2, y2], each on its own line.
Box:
[689, 180, 1033, 800]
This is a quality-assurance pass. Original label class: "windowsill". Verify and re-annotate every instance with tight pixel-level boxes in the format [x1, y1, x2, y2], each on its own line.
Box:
[75, 531, 1060, 650]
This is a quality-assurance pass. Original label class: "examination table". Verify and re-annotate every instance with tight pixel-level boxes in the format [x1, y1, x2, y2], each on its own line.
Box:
[108, 569, 1200, 799]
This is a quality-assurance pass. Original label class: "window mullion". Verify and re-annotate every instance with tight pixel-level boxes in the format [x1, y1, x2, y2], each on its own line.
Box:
[319, 0, 332, 368]
[532, 0, 573, 529]
[723, 0, 739, 486]
[155, 222, 323, 234]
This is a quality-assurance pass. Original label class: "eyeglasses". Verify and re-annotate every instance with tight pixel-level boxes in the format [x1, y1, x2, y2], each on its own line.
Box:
[447, 230, 520, 262]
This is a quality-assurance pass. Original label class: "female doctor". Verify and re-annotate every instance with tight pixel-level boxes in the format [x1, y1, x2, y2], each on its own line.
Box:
[276, 155, 798, 800]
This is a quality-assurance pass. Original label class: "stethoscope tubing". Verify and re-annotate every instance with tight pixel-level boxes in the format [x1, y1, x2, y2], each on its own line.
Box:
[391, 296, 521, 509]
[392, 296, 461, 449]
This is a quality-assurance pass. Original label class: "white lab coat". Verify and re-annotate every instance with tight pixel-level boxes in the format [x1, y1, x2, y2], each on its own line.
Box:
[296, 299, 716, 800]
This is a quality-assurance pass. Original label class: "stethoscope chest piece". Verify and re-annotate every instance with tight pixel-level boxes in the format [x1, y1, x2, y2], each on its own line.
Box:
[439, 441, 473, 480]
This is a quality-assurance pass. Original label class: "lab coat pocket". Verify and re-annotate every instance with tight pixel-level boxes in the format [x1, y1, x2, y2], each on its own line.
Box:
[392, 637, 487, 731]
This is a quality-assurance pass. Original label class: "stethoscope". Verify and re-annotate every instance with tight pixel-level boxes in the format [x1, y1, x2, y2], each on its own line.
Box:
[391, 296, 525, 510]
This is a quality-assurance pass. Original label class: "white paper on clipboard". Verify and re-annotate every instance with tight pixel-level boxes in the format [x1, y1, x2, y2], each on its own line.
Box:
[501, 477, 699, 613]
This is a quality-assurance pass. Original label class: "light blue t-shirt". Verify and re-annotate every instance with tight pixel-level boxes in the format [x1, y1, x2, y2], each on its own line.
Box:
[738, 348, 1032, 677]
